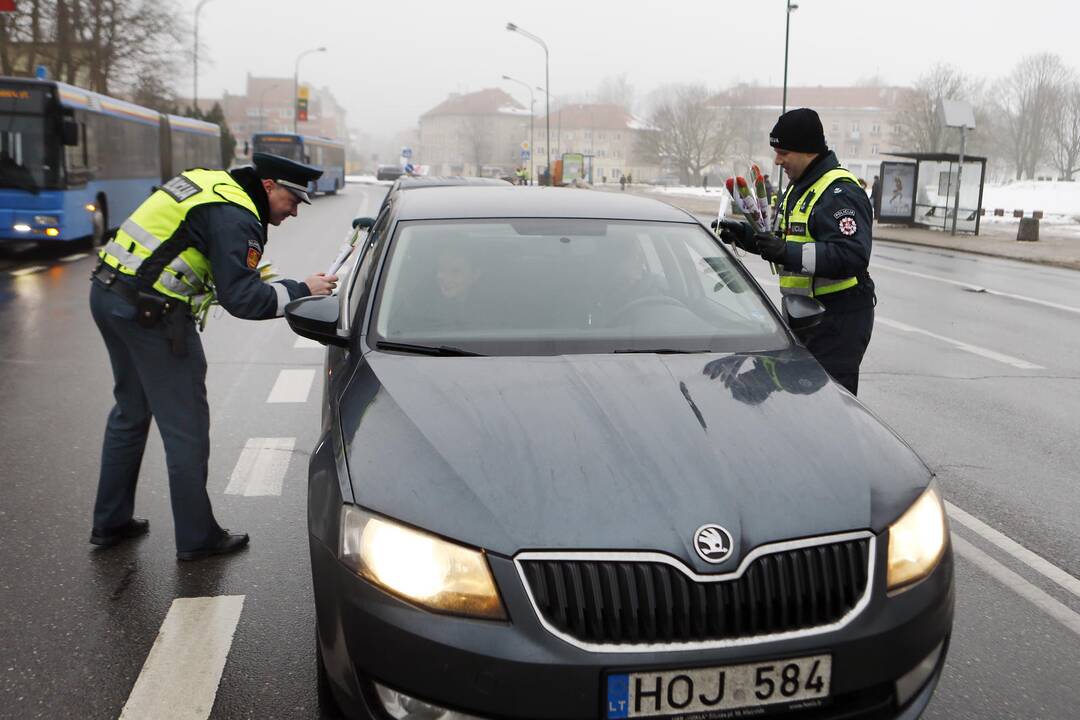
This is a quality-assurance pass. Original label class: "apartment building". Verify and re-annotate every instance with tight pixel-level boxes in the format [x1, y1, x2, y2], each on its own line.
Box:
[418, 88, 531, 176]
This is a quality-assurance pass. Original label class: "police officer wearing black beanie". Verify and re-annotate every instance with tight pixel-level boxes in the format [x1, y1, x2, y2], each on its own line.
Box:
[719, 108, 875, 395]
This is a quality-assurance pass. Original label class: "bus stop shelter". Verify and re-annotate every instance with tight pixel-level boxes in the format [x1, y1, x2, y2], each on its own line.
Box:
[878, 152, 988, 235]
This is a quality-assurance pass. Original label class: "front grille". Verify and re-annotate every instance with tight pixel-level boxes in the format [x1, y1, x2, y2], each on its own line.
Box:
[519, 537, 871, 646]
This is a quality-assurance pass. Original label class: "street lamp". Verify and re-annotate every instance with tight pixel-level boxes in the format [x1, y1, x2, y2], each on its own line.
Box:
[294, 46, 327, 134]
[502, 74, 534, 184]
[193, 0, 216, 114]
[258, 83, 280, 133]
[776, 1, 799, 191]
[536, 86, 562, 160]
[506, 23, 549, 184]
[782, 1, 799, 114]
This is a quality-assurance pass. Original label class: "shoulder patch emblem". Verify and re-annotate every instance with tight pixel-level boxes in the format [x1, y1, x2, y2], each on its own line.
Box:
[833, 208, 856, 219]
[838, 217, 858, 236]
[246, 246, 262, 269]
[160, 175, 202, 203]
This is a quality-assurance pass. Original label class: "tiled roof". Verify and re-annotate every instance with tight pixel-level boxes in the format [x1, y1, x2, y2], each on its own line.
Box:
[535, 103, 648, 130]
[422, 88, 527, 117]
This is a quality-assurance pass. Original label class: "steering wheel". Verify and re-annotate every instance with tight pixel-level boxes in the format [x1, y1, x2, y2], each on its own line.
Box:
[610, 294, 687, 325]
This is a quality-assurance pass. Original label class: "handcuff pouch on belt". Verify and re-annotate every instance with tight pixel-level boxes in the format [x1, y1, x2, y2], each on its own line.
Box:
[132, 225, 194, 356]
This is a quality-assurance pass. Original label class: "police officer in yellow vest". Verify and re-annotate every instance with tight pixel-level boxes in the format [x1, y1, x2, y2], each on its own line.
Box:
[719, 108, 875, 396]
[88, 153, 337, 560]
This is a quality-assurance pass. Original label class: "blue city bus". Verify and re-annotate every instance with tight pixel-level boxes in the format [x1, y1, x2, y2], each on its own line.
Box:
[251, 132, 345, 196]
[0, 76, 221, 246]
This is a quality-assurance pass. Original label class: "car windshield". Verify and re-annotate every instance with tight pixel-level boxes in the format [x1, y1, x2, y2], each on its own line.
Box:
[370, 218, 788, 355]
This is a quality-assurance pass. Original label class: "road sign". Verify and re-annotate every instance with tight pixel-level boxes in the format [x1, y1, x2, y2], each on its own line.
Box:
[521, 150, 530, 160]
[521, 141, 530, 151]
[404, 163, 415, 174]
[401, 147, 413, 159]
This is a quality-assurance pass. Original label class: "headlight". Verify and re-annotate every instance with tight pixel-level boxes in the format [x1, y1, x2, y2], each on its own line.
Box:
[339, 505, 506, 620]
[887, 484, 948, 592]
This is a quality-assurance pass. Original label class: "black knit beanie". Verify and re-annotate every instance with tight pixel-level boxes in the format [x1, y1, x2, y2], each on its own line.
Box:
[769, 108, 828, 154]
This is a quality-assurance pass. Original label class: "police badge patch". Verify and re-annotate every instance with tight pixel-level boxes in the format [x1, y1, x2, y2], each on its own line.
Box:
[246, 239, 262, 269]
[838, 217, 858, 236]
[160, 175, 202, 203]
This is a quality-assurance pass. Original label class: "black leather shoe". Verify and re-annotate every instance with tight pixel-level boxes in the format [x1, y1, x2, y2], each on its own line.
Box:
[176, 530, 250, 561]
[90, 518, 150, 547]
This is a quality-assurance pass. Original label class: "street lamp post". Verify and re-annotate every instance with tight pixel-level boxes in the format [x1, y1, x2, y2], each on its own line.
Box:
[507, 23, 549, 184]
[502, 74, 535, 184]
[293, 46, 327, 135]
[777, 1, 799, 191]
[193, 0, 216, 114]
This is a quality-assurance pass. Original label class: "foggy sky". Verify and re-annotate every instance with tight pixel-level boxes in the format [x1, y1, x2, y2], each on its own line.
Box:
[188, 0, 1080, 139]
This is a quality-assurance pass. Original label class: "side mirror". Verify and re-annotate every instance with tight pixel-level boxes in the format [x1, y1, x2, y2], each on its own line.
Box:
[781, 295, 826, 332]
[285, 295, 348, 348]
[352, 216, 375, 229]
[61, 119, 79, 146]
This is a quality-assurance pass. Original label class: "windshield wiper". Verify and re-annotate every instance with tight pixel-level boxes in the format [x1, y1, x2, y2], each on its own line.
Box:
[375, 340, 485, 357]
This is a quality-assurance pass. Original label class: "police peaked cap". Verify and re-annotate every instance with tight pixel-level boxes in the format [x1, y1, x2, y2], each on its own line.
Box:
[252, 152, 323, 204]
[769, 108, 829, 154]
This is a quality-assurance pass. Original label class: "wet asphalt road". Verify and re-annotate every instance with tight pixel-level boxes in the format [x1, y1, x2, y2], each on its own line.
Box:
[1, 182, 1079, 719]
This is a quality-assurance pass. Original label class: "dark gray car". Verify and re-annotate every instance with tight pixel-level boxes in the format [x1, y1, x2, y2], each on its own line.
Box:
[287, 186, 953, 720]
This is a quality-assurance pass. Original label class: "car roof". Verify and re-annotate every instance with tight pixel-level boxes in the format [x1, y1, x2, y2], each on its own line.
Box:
[392, 175, 511, 191]
[391, 186, 697, 222]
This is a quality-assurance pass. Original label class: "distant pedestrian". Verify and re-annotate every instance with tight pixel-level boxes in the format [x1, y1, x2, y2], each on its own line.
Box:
[703, 174, 709, 190]
[627, 173, 633, 186]
[620, 174, 626, 191]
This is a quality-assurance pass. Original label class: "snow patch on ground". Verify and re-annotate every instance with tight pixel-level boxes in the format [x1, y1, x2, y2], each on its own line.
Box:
[981, 181, 1080, 219]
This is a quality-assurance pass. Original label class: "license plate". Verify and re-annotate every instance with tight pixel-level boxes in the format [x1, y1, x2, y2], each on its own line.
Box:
[605, 654, 831, 719]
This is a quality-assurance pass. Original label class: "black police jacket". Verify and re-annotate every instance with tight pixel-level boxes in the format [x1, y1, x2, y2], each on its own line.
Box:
[177, 166, 312, 320]
[778, 151, 875, 311]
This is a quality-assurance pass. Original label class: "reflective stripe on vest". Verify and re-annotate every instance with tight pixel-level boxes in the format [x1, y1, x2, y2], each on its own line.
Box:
[777, 167, 860, 297]
[98, 169, 261, 308]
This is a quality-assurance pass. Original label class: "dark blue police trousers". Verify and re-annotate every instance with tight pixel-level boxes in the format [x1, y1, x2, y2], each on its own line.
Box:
[90, 281, 220, 552]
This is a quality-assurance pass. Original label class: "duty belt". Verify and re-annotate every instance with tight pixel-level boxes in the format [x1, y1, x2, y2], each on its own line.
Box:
[91, 262, 138, 305]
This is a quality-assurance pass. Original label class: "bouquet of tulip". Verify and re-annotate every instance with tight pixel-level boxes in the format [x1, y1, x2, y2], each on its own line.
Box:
[195, 262, 278, 331]
[725, 176, 768, 233]
[750, 164, 774, 229]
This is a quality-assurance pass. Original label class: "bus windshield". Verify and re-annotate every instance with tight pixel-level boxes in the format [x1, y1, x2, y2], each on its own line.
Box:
[0, 113, 59, 192]
[253, 135, 302, 161]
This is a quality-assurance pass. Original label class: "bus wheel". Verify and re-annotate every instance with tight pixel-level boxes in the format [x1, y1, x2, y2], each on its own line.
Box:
[91, 209, 107, 247]
[327, 180, 339, 196]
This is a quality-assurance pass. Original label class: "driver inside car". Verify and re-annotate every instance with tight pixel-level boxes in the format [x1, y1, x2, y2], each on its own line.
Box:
[592, 240, 665, 327]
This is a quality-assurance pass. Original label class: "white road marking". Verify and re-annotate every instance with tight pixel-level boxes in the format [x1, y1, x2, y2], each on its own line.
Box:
[60, 252, 89, 262]
[119, 595, 245, 720]
[873, 263, 1080, 316]
[293, 336, 322, 349]
[225, 437, 296, 496]
[266, 368, 316, 403]
[946, 502, 1080, 601]
[9, 265, 47, 277]
[951, 534, 1080, 638]
[876, 317, 1044, 370]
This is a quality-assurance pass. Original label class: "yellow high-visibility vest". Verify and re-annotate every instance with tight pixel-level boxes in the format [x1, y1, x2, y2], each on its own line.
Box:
[777, 168, 860, 297]
[99, 169, 261, 314]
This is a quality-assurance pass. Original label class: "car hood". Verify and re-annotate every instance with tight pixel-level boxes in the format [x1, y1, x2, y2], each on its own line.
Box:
[341, 349, 931, 572]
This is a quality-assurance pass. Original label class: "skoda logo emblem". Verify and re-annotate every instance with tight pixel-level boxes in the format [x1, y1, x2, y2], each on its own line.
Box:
[694, 524, 734, 564]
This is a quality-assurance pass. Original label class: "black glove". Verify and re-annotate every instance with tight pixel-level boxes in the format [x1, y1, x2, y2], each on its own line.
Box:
[717, 220, 759, 253]
[755, 232, 787, 263]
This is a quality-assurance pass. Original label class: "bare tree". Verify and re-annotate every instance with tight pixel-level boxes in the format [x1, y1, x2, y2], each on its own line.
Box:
[894, 64, 980, 153]
[459, 115, 491, 176]
[638, 84, 730, 184]
[1048, 77, 1080, 180]
[997, 53, 1070, 180]
[596, 74, 635, 112]
[0, 0, 184, 96]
